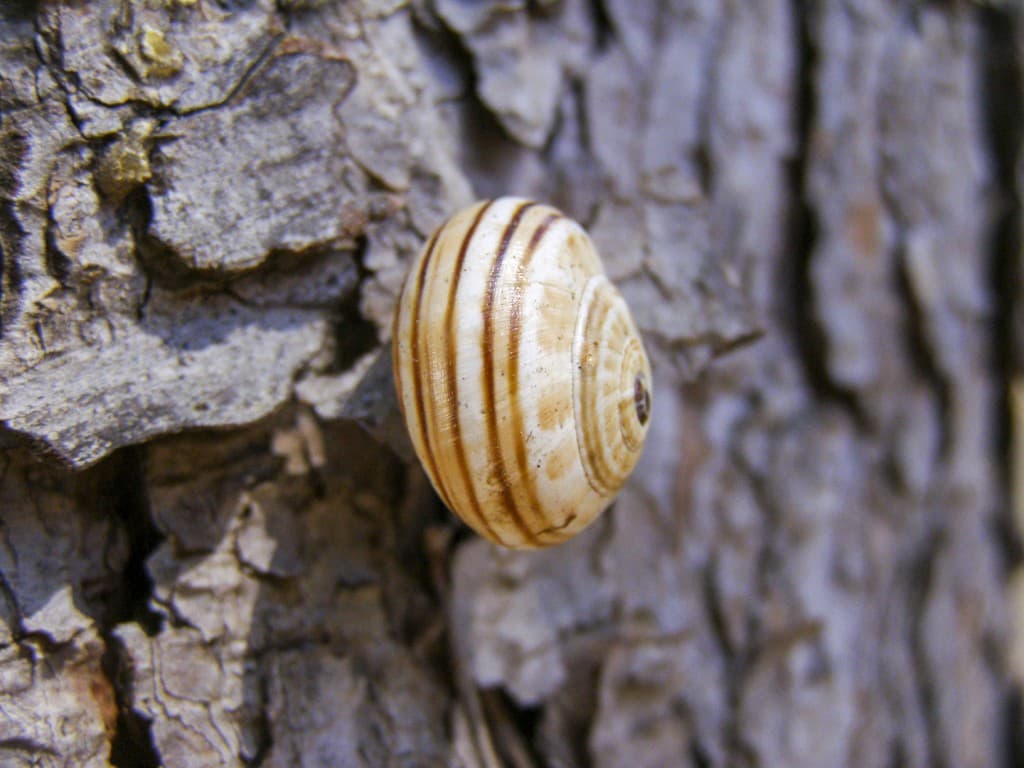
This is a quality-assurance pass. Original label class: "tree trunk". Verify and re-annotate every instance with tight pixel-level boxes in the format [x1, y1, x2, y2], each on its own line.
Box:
[0, 1, 1017, 766]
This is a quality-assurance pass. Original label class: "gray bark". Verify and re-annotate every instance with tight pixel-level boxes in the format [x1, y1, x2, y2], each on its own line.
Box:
[0, 1, 1016, 766]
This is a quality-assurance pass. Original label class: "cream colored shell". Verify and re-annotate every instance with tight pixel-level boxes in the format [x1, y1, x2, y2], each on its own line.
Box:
[392, 198, 652, 549]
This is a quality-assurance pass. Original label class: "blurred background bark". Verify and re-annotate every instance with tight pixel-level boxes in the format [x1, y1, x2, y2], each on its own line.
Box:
[0, 1, 1019, 766]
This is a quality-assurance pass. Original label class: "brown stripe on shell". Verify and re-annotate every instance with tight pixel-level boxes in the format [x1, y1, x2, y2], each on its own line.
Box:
[406, 228, 459, 512]
[592, 336, 632, 490]
[577, 281, 628, 496]
[443, 200, 501, 541]
[482, 201, 539, 545]
[580, 295, 611, 493]
[537, 509, 579, 543]
[507, 211, 564, 541]
[391, 301, 407, 424]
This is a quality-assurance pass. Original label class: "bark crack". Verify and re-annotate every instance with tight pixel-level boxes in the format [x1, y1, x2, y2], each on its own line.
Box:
[0, 567, 24, 641]
[905, 517, 946, 768]
[103, 630, 161, 768]
[93, 447, 164, 767]
[976, 8, 1023, 766]
[785, 0, 867, 427]
[980, 3, 1024, 522]
[893, 248, 953, 459]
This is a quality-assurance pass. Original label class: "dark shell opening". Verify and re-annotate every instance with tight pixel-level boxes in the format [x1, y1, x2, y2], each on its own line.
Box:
[633, 374, 651, 426]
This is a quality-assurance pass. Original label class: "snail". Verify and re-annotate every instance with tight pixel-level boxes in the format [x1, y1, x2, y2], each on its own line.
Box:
[392, 198, 652, 549]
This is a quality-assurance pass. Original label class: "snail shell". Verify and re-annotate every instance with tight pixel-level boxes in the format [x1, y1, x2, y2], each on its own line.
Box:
[392, 198, 652, 549]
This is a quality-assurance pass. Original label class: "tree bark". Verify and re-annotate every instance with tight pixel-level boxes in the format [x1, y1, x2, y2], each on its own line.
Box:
[0, 1, 1016, 766]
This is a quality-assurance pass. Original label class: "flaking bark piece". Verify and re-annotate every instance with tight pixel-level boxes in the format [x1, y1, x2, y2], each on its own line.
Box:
[147, 45, 358, 272]
[434, 0, 592, 148]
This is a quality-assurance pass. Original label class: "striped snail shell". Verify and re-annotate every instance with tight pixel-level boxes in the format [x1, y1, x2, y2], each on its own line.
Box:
[392, 198, 652, 549]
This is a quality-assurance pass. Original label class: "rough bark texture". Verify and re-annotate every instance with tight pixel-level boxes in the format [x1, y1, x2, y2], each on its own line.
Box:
[0, 1, 1017, 767]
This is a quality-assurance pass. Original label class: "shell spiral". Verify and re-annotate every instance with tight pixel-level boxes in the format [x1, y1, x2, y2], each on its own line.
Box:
[392, 198, 652, 549]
